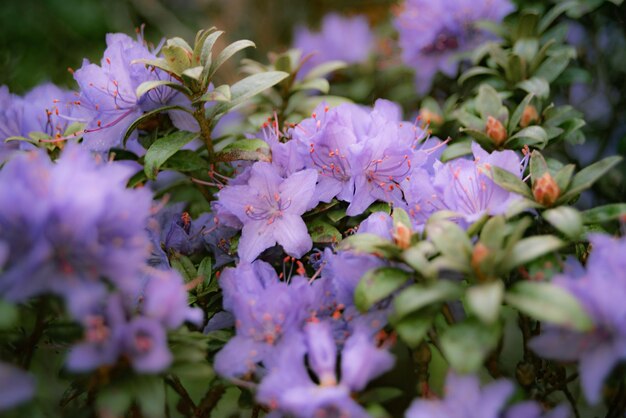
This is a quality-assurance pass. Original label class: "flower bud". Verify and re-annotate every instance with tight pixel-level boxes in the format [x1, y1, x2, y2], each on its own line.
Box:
[516, 362, 536, 387]
[471, 242, 490, 282]
[520, 105, 539, 128]
[419, 108, 443, 126]
[393, 222, 412, 249]
[485, 116, 507, 146]
[533, 172, 560, 207]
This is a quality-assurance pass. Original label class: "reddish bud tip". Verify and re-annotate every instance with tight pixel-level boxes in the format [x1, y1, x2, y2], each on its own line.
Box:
[533, 172, 560, 207]
[485, 116, 507, 147]
[520, 105, 539, 128]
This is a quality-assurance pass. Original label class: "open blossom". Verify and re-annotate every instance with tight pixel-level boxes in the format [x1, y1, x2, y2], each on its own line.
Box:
[216, 162, 318, 261]
[74, 33, 193, 151]
[530, 234, 626, 404]
[214, 261, 312, 378]
[287, 100, 435, 216]
[0, 145, 152, 313]
[257, 321, 394, 418]
[405, 142, 522, 227]
[395, 0, 514, 94]
[293, 13, 374, 76]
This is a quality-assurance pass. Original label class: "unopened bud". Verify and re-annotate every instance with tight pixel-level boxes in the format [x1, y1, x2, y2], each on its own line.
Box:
[516, 362, 536, 387]
[520, 105, 539, 128]
[471, 242, 490, 282]
[393, 222, 412, 249]
[485, 116, 507, 146]
[419, 108, 443, 126]
[533, 172, 560, 207]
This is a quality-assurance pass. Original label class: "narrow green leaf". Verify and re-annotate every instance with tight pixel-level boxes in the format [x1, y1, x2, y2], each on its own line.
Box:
[393, 281, 462, 319]
[467, 281, 504, 324]
[338, 233, 398, 258]
[136, 80, 192, 99]
[516, 77, 550, 99]
[458, 67, 500, 85]
[199, 84, 231, 102]
[354, 268, 411, 312]
[123, 105, 192, 145]
[210, 39, 256, 77]
[558, 156, 623, 203]
[543, 206, 582, 239]
[214, 138, 271, 163]
[394, 312, 434, 348]
[534, 49, 575, 82]
[441, 320, 500, 373]
[508, 93, 534, 132]
[554, 163, 575, 192]
[502, 235, 564, 270]
[304, 60, 347, 80]
[426, 220, 472, 270]
[200, 30, 224, 67]
[505, 281, 593, 331]
[293, 78, 330, 94]
[529, 150, 549, 186]
[144, 131, 198, 180]
[441, 141, 472, 162]
[491, 166, 533, 199]
[308, 219, 342, 244]
[581, 203, 626, 224]
[506, 125, 548, 149]
[475, 84, 503, 120]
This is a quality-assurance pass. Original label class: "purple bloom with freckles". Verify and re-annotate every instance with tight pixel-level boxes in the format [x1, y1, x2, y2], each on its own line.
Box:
[122, 316, 172, 373]
[406, 142, 521, 227]
[0, 145, 152, 310]
[530, 234, 626, 404]
[214, 261, 312, 378]
[293, 13, 374, 77]
[216, 162, 318, 261]
[395, 0, 514, 94]
[405, 372, 514, 418]
[257, 321, 394, 418]
[74, 33, 193, 151]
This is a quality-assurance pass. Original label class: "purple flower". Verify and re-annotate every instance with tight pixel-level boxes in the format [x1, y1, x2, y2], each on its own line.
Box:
[529, 234, 626, 404]
[406, 142, 521, 226]
[140, 268, 203, 329]
[214, 261, 312, 378]
[294, 13, 374, 76]
[122, 316, 172, 373]
[504, 402, 571, 418]
[67, 293, 127, 371]
[257, 321, 394, 418]
[148, 203, 211, 259]
[0, 363, 35, 411]
[405, 372, 514, 418]
[74, 33, 192, 151]
[395, 0, 514, 94]
[289, 100, 433, 215]
[0, 145, 152, 312]
[216, 162, 318, 261]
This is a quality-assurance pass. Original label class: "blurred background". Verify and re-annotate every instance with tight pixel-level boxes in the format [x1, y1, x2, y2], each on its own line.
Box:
[0, 0, 395, 93]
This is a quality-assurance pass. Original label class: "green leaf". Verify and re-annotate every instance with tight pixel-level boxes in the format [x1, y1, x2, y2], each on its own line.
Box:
[505, 281, 593, 331]
[133, 376, 166, 418]
[392, 207, 412, 230]
[458, 67, 500, 85]
[502, 235, 564, 270]
[402, 243, 437, 280]
[144, 131, 198, 180]
[162, 150, 209, 172]
[441, 320, 500, 373]
[467, 281, 504, 324]
[304, 60, 347, 80]
[293, 78, 330, 94]
[169, 253, 198, 283]
[441, 141, 472, 162]
[123, 105, 192, 145]
[394, 312, 434, 348]
[96, 385, 133, 417]
[354, 267, 411, 312]
[0, 300, 18, 330]
[198, 256, 213, 286]
[543, 206, 582, 240]
[491, 166, 533, 199]
[162, 42, 193, 75]
[475, 84, 503, 120]
[338, 233, 399, 258]
[557, 156, 623, 203]
[506, 125, 548, 149]
[393, 281, 462, 319]
[529, 150, 549, 186]
[199, 84, 231, 102]
[581, 203, 626, 224]
[508, 93, 534, 132]
[516, 77, 549, 99]
[460, 128, 496, 151]
[554, 163, 575, 192]
[209, 71, 289, 116]
[426, 220, 472, 271]
[199, 30, 224, 67]
[308, 219, 342, 244]
[214, 138, 271, 163]
[210, 39, 256, 77]
[513, 38, 539, 62]
[136, 80, 192, 98]
[538, 2, 576, 33]
[534, 49, 575, 82]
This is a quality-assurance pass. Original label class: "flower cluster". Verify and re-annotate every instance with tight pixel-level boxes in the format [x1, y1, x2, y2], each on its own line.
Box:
[394, 0, 514, 94]
[530, 234, 626, 404]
